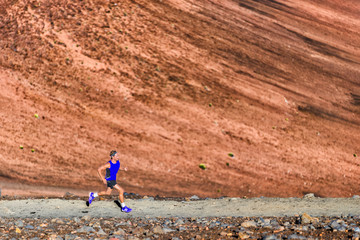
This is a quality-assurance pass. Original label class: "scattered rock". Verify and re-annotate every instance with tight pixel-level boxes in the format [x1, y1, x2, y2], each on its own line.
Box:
[301, 213, 318, 224]
[219, 231, 228, 236]
[0, 212, 359, 239]
[64, 234, 77, 240]
[330, 220, 347, 232]
[113, 228, 126, 235]
[163, 227, 175, 233]
[303, 193, 315, 199]
[287, 234, 307, 239]
[15, 220, 24, 227]
[77, 226, 95, 233]
[190, 195, 200, 200]
[132, 226, 145, 235]
[81, 215, 91, 222]
[178, 226, 186, 231]
[97, 228, 107, 235]
[262, 234, 279, 240]
[48, 234, 63, 240]
[238, 232, 250, 239]
[152, 225, 165, 234]
[25, 225, 35, 229]
[241, 220, 257, 228]
[174, 218, 185, 226]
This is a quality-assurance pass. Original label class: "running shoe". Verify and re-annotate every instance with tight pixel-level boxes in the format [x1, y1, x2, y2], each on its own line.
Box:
[121, 206, 132, 213]
[88, 192, 95, 205]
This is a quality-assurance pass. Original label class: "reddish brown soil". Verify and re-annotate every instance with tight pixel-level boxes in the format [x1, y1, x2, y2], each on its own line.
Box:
[0, 0, 359, 198]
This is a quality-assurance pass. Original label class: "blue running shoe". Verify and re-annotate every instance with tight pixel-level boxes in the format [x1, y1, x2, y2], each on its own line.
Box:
[121, 206, 132, 213]
[88, 192, 95, 205]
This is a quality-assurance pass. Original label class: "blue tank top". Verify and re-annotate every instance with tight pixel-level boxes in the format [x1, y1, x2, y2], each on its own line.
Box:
[105, 160, 120, 181]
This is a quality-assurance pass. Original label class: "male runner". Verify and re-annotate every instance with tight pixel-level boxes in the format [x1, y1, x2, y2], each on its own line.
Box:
[88, 150, 132, 213]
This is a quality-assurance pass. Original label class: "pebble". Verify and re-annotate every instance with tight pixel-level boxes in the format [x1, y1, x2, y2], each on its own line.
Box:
[113, 228, 126, 235]
[301, 213, 316, 224]
[25, 225, 35, 229]
[152, 225, 164, 234]
[77, 226, 95, 233]
[262, 234, 279, 240]
[189, 195, 200, 200]
[241, 220, 257, 228]
[15, 220, 24, 227]
[288, 234, 307, 239]
[303, 193, 316, 199]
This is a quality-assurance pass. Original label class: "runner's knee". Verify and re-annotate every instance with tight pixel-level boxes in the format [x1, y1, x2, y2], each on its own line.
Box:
[116, 186, 124, 194]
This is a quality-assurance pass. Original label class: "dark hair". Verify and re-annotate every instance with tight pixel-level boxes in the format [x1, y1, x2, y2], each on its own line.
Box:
[110, 150, 117, 157]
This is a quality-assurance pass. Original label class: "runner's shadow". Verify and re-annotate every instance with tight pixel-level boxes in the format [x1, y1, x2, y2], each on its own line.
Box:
[114, 200, 121, 208]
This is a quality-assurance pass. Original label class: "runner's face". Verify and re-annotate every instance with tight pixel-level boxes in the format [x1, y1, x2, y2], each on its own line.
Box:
[113, 153, 119, 160]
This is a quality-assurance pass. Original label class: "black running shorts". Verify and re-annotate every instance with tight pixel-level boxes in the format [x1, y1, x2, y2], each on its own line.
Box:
[107, 180, 117, 189]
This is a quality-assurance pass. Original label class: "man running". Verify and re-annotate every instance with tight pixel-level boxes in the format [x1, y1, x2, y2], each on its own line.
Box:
[88, 150, 132, 213]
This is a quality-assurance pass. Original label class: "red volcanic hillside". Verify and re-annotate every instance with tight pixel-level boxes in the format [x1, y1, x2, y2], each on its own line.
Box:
[0, 0, 359, 198]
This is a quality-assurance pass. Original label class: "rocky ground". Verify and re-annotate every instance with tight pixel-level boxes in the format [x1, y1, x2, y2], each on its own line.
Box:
[2, 214, 360, 239]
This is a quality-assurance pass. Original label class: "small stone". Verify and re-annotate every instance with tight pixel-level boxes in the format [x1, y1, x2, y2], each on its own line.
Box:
[77, 226, 95, 233]
[178, 226, 186, 231]
[113, 228, 126, 235]
[128, 236, 140, 240]
[352, 195, 360, 199]
[238, 232, 250, 239]
[190, 195, 200, 200]
[219, 231, 228, 236]
[262, 235, 279, 240]
[63, 192, 76, 198]
[241, 220, 257, 228]
[287, 234, 307, 239]
[48, 234, 63, 240]
[132, 227, 145, 235]
[81, 215, 91, 221]
[301, 213, 313, 224]
[330, 220, 347, 232]
[228, 198, 238, 201]
[303, 193, 315, 199]
[25, 225, 35, 230]
[97, 228, 107, 235]
[15, 220, 24, 227]
[174, 219, 184, 226]
[152, 225, 164, 234]
[163, 227, 175, 233]
[64, 235, 77, 240]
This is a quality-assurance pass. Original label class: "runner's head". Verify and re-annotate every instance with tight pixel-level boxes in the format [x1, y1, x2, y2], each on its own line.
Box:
[110, 150, 117, 159]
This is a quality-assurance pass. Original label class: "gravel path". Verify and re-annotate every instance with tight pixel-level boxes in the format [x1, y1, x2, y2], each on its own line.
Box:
[1, 196, 360, 218]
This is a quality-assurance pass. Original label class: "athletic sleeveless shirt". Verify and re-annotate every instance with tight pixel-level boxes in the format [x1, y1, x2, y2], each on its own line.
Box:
[105, 160, 120, 181]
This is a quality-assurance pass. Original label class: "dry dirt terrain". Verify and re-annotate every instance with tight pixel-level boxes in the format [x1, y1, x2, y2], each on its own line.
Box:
[0, 0, 359, 199]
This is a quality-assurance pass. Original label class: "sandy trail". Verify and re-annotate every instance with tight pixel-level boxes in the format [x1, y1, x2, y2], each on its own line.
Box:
[1, 197, 360, 218]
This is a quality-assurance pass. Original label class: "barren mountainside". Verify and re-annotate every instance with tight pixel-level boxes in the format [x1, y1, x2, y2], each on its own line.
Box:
[0, 0, 359, 198]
